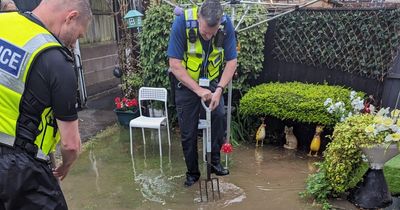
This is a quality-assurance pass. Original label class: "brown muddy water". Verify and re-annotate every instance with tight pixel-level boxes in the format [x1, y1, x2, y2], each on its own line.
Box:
[62, 125, 322, 210]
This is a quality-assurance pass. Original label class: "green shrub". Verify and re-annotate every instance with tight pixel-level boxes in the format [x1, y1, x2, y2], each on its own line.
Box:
[139, 4, 174, 88]
[302, 115, 372, 207]
[299, 162, 332, 210]
[239, 82, 364, 126]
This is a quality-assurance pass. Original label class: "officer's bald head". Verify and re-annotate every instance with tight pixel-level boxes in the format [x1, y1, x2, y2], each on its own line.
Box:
[33, 0, 92, 48]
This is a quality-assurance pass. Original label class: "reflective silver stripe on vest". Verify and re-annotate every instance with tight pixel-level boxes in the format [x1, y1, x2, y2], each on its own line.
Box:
[0, 34, 59, 94]
[186, 9, 196, 54]
[0, 132, 15, 147]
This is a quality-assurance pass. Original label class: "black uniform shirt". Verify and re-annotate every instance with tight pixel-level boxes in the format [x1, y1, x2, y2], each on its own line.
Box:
[15, 13, 78, 142]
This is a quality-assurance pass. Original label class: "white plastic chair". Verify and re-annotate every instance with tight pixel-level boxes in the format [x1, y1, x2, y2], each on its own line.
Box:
[129, 87, 171, 156]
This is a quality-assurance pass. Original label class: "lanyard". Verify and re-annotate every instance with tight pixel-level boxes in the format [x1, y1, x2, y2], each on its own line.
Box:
[201, 40, 212, 78]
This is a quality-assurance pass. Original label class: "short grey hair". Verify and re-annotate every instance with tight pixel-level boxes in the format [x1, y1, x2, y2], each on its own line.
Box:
[199, 0, 223, 27]
[47, 0, 92, 22]
[68, 0, 92, 22]
[1, 0, 17, 11]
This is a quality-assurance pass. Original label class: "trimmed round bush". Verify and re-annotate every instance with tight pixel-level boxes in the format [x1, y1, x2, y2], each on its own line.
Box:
[239, 82, 364, 126]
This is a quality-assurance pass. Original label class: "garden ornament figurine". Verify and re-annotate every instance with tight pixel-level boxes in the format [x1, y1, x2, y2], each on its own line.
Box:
[308, 125, 324, 157]
[255, 118, 266, 147]
[283, 126, 297, 150]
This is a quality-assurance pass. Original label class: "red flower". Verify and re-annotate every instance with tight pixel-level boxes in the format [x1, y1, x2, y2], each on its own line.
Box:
[221, 143, 233, 153]
[116, 102, 122, 109]
[131, 98, 138, 107]
[114, 96, 138, 111]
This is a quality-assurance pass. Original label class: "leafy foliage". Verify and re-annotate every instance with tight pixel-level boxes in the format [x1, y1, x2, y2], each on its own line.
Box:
[239, 82, 365, 126]
[139, 4, 174, 88]
[302, 115, 373, 207]
[324, 115, 374, 193]
[230, 107, 259, 144]
[272, 9, 400, 80]
[299, 162, 332, 210]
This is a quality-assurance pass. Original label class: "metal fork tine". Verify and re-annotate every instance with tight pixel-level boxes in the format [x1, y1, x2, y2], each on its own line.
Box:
[205, 180, 209, 201]
[199, 181, 203, 202]
[211, 179, 215, 200]
[215, 178, 221, 199]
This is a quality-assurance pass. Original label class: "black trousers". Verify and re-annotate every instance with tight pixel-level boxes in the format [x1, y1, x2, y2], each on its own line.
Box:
[0, 145, 67, 210]
[175, 82, 225, 178]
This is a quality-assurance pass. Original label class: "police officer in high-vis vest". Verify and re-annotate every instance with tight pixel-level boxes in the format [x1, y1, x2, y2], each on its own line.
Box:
[168, 0, 237, 187]
[0, 0, 91, 209]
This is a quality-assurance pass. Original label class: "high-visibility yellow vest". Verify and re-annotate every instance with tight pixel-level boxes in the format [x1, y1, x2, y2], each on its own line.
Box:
[0, 12, 62, 155]
[182, 7, 224, 82]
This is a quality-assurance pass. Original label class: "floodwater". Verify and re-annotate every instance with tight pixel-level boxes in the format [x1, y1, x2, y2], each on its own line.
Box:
[62, 126, 321, 210]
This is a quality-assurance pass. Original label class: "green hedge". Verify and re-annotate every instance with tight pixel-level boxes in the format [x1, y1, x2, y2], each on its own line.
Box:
[239, 82, 364, 126]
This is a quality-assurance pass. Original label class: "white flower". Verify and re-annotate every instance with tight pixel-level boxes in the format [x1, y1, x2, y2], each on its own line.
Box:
[350, 91, 356, 100]
[365, 124, 375, 134]
[327, 106, 334, 114]
[375, 124, 390, 133]
[324, 98, 332, 106]
[369, 105, 376, 114]
[385, 133, 400, 142]
[390, 125, 399, 133]
[377, 107, 390, 117]
[334, 102, 342, 108]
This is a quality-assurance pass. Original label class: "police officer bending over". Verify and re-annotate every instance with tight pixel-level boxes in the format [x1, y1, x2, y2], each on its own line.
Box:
[0, 0, 91, 209]
[168, 0, 238, 187]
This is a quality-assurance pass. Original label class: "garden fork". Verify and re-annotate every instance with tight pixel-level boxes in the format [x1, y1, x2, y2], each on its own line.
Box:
[199, 100, 221, 202]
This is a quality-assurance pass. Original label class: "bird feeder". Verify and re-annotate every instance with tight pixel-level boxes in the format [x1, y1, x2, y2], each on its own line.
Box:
[123, 10, 143, 29]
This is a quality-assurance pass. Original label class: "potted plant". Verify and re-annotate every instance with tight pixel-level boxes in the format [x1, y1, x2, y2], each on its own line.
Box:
[114, 96, 140, 127]
[348, 108, 400, 209]
[301, 93, 399, 209]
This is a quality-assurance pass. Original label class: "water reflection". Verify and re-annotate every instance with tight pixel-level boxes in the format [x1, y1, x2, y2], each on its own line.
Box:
[131, 144, 181, 205]
[63, 127, 320, 210]
[89, 150, 100, 192]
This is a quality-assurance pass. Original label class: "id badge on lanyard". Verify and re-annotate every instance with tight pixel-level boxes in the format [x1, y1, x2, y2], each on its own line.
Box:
[199, 77, 210, 87]
[199, 40, 212, 88]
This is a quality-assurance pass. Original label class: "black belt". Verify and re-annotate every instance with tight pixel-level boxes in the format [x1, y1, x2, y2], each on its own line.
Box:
[0, 138, 50, 162]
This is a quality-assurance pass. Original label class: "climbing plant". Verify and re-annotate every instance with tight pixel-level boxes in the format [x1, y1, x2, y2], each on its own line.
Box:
[272, 9, 400, 80]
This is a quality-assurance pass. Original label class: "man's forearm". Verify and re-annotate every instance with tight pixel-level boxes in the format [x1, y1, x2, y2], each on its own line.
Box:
[217, 58, 237, 88]
[57, 119, 81, 167]
[169, 58, 203, 94]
